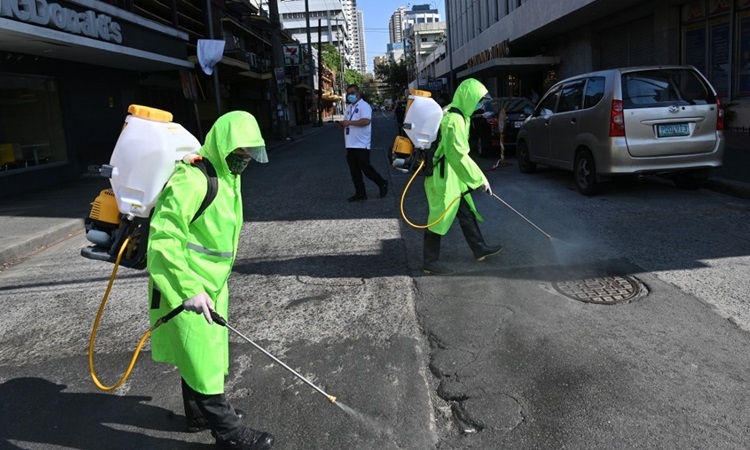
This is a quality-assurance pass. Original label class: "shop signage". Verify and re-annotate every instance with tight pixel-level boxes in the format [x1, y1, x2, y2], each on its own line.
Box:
[0, 0, 122, 44]
[466, 39, 510, 68]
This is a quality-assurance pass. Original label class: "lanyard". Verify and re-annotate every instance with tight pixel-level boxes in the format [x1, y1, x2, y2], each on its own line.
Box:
[346, 100, 360, 121]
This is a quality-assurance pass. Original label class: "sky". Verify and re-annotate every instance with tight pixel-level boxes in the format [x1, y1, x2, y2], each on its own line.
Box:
[359, 0, 445, 73]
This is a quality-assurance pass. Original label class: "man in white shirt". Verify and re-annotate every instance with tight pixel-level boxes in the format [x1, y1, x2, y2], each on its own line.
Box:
[338, 84, 388, 202]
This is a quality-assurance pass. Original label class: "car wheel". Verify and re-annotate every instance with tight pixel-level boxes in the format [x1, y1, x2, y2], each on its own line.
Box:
[574, 150, 598, 196]
[673, 169, 709, 190]
[517, 141, 536, 173]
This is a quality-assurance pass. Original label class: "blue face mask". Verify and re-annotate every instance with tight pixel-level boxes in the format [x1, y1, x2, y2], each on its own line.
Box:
[347, 94, 358, 104]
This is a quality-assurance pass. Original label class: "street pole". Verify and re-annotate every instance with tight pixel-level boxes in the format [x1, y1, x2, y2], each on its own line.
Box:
[204, 0, 221, 117]
[304, 0, 318, 125]
[317, 18, 323, 124]
[445, 0, 454, 94]
[268, 0, 288, 140]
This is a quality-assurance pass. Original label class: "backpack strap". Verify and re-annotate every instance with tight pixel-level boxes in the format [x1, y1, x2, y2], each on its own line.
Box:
[435, 107, 463, 178]
[190, 158, 218, 224]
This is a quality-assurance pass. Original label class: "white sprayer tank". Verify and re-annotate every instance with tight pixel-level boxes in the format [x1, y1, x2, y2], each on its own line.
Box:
[403, 94, 444, 150]
[108, 105, 201, 218]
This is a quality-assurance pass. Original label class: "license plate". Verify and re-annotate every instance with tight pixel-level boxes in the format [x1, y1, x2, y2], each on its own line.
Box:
[513, 121, 523, 128]
[657, 123, 689, 137]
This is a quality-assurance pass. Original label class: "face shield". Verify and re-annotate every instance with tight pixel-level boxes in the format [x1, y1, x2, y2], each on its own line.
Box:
[475, 93, 492, 111]
[226, 146, 268, 175]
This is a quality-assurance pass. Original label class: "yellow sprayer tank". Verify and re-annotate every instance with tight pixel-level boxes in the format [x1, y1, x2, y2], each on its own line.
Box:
[108, 105, 201, 218]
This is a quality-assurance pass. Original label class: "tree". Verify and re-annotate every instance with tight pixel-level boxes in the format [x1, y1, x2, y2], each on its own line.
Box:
[319, 44, 341, 74]
[344, 69, 362, 89]
[374, 59, 409, 100]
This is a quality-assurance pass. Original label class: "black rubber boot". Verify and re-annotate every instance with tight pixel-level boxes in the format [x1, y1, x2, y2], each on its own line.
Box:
[216, 427, 275, 450]
[423, 230, 454, 275]
[458, 205, 502, 261]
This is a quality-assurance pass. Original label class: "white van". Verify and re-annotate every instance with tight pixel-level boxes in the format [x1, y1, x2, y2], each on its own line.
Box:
[516, 66, 725, 195]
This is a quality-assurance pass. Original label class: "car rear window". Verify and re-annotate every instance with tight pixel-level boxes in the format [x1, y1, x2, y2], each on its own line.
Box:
[621, 69, 715, 109]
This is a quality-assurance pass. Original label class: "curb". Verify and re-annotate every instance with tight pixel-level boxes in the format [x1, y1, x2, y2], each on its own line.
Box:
[705, 178, 750, 200]
[0, 218, 83, 268]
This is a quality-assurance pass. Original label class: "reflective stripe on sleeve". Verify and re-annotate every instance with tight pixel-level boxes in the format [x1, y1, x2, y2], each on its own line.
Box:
[186, 243, 233, 258]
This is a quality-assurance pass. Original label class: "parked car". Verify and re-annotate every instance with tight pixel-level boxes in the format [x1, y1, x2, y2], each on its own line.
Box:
[470, 97, 535, 156]
[515, 65, 726, 195]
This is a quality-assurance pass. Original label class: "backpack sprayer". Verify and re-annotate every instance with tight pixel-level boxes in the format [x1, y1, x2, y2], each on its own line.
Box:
[391, 90, 472, 229]
[392, 92, 553, 239]
[81, 104, 205, 391]
[81, 106, 337, 405]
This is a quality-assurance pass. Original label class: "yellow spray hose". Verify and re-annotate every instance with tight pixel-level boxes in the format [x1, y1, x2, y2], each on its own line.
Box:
[88, 236, 183, 391]
[399, 158, 465, 229]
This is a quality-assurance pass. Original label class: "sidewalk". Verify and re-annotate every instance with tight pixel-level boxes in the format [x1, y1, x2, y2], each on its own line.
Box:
[0, 123, 330, 267]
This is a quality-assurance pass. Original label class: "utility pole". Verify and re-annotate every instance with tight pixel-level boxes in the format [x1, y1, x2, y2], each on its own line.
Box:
[304, 0, 318, 125]
[445, 0, 454, 94]
[317, 18, 323, 124]
[268, 0, 288, 139]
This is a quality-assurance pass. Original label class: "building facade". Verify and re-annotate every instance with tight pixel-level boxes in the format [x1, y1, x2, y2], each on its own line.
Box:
[388, 6, 407, 45]
[436, 0, 750, 128]
[0, 0, 299, 197]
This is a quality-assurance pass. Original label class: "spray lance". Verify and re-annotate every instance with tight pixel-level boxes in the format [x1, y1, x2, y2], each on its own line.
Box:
[87, 235, 337, 404]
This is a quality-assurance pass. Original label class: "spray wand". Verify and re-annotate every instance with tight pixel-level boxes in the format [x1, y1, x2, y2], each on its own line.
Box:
[490, 193, 553, 240]
[210, 311, 337, 404]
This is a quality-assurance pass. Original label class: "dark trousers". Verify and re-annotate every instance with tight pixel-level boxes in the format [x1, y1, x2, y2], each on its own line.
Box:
[182, 378, 242, 440]
[346, 147, 386, 195]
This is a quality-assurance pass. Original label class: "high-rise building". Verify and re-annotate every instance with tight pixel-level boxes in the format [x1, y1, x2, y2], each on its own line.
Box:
[356, 10, 367, 73]
[388, 7, 407, 45]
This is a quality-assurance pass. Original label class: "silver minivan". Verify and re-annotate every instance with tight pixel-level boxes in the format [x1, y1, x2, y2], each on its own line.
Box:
[516, 66, 725, 195]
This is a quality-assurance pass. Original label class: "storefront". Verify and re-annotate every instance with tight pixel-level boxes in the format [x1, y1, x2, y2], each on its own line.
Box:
[0, 0, 192, 197]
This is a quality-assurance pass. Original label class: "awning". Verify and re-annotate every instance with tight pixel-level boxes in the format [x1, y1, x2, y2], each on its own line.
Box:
[322, 93, 342, 101]
[457, 56, 560, 79]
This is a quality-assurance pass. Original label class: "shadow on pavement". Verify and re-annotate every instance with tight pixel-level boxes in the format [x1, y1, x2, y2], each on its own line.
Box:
[0, 377, 211, 450]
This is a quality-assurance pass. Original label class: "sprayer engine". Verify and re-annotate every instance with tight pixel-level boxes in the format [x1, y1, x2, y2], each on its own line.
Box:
[81, 187, 150, 270]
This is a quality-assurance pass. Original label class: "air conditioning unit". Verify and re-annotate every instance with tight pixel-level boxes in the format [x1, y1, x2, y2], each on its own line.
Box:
[245, 52, 258, 68]
[260, 59, 271, 72]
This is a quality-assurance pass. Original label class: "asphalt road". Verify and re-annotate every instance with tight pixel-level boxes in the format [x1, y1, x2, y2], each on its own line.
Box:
[1, 111, 749, 449]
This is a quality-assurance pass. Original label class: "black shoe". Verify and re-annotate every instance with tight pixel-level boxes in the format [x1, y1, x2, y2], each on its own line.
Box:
[474, 244, 503, 262]
[347, 194, 367, 202]
[423, 230, 454, 275]
[379, 181, 388, 198]
[216, 427, 274, 450]
[187, 408, 245, 433]
[423, 260, 454, 275]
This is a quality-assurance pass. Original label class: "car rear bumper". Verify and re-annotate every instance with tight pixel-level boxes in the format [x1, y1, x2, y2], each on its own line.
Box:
[596, 136, 725, 175]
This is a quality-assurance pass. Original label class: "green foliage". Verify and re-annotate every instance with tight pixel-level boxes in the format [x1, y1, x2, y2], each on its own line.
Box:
[344, 69, 362, 88]
[360, 73, 381, 104]
[319, 44, 341, 73]
[374, 59, 409, 100]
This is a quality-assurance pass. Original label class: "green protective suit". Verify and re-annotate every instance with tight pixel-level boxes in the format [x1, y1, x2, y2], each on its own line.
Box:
[147, 111, 265, 395]
[425, 78, 489, 235]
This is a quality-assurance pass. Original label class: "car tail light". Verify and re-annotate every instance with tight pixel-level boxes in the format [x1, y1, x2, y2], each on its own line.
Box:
[716, 96, 724, 131]
[609, 100, 625, 137]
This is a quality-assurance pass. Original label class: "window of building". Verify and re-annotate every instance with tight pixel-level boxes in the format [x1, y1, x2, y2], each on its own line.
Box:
[0, 73, 67, 174]
[682, 0, 750, 98]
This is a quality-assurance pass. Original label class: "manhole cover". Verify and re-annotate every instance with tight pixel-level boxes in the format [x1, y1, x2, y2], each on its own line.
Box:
[552, 275, 643, 304]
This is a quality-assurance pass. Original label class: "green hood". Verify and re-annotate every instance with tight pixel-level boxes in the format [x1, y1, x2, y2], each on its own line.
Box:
[447, 78, 489, 117]
[200, 111, 265, 176]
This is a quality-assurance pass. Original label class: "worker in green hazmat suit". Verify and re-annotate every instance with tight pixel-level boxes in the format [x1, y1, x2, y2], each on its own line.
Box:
[423, 78, 503, 275]
[147, 111, 275, 450]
